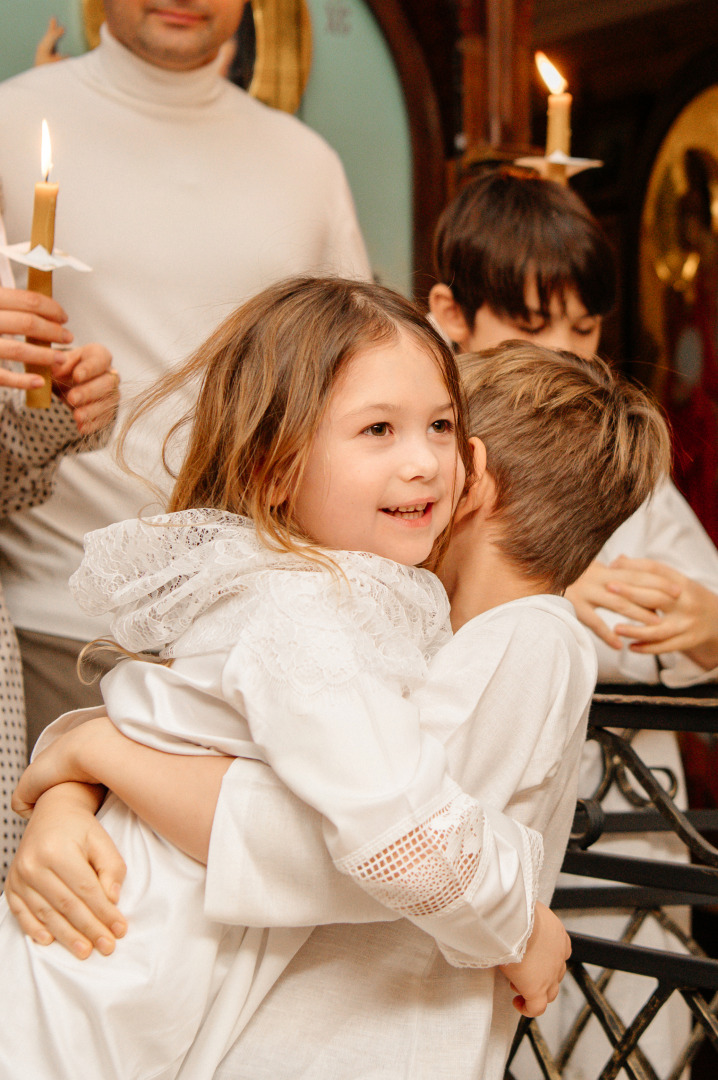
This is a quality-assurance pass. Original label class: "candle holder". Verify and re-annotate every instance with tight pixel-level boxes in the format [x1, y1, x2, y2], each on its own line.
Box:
[514, 149, 604, 186]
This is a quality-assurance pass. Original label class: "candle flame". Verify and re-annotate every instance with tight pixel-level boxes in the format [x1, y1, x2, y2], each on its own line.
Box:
[41, 119, 53, 182]
[535, 52, 568, 95]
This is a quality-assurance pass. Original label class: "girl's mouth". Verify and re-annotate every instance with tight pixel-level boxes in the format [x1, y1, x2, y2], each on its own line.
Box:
[381, 503, 431, 521]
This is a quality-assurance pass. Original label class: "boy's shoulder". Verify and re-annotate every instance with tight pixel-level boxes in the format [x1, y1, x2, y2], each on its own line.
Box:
[420, 593, 596, 764]
[459, 593, 588, 647]
[430, 593, 596, 692]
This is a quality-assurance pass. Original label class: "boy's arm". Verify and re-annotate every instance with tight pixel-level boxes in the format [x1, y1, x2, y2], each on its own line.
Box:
[499, 901, 572, 1017]
[14, 715, 233, 864]
[10, 759, 568, 1017]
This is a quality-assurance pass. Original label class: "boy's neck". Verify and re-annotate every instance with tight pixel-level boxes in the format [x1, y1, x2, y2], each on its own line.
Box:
[439, 516, 555, 632]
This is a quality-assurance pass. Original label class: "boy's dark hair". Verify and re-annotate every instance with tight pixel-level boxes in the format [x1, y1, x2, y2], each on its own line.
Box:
[433, 165, 616, 329]
[458, 342, 671, 592]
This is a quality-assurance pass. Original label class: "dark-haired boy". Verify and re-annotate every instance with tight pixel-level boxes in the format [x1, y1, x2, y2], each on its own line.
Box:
[430, 164, 709, 1077]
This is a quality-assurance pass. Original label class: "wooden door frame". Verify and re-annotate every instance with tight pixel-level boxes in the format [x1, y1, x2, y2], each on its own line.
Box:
[363, 0, 447, 300]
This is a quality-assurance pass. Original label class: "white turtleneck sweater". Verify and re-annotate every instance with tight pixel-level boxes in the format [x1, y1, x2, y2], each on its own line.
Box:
[0, 27, 370, 640]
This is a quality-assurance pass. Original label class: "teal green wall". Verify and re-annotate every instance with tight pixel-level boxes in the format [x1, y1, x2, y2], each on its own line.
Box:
[298, 0, 413, 296]
[0, 1, 87, 79]
[0, 0, 414, 296]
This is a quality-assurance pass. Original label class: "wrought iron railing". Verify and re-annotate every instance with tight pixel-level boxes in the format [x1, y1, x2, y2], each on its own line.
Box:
[506, 684, 718, 1080]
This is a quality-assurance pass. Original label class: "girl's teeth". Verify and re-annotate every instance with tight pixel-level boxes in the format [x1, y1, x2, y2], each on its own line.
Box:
[386, 504, 427, 519]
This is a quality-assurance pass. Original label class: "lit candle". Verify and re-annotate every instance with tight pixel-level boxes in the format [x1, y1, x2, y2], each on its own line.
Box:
[25, 119, 58, 408]
[535, 51, 572, 176]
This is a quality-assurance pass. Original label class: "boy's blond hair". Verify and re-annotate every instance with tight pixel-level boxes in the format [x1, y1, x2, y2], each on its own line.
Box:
[458, 342, 672, 592]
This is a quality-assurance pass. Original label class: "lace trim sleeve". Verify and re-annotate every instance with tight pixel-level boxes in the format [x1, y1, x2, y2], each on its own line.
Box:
[336, 789, 486, 918]
[335, 787, 544, 969]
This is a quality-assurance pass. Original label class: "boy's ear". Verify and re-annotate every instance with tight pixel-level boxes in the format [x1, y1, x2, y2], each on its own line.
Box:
[469, 436, 487, 480]
[428, 284, 473, 349]
[455, 437, 491, 522]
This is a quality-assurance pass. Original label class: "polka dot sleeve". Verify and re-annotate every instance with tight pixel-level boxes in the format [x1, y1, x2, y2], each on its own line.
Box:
[0, 390, 93, 517]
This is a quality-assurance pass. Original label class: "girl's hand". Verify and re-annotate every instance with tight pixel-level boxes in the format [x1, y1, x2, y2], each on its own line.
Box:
[12, 715, 121, 818]
[608, 556, 718, 670]
[499, 902, 571, 1017]
[5, 783, 127, 958]
[52, 343, 119, 435]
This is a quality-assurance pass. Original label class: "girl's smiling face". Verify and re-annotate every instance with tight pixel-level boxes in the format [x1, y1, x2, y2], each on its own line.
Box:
[293, 330, 465, 565]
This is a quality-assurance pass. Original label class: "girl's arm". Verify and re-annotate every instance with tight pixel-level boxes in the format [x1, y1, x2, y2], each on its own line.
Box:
[12, 734, 568, 1018]
[14, 715, 233, 864]
[12, 587, 563, 978]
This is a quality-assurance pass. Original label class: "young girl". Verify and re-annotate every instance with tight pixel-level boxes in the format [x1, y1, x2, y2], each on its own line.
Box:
[0, 277, 564, 1080]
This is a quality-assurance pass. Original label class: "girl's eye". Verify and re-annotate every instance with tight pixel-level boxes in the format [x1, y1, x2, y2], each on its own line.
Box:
[365, 422, 390, 436]
[431, 418, 454, 434]
[574, 323, 599, 337]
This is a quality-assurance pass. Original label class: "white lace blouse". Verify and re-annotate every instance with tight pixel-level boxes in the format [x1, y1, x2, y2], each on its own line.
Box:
[70, 509, 543, 968]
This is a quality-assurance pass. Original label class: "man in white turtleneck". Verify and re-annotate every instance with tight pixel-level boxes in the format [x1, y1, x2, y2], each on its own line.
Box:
[0, 0, 370, 746]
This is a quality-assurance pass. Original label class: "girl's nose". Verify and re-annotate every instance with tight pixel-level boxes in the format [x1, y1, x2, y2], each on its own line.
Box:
[398, 438, 440, 481]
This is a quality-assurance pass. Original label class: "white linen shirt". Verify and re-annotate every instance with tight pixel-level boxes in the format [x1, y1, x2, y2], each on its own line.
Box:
[207, 593, 597, 1080]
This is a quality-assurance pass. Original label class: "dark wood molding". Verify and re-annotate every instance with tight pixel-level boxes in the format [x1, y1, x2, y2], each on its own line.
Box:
[363, 0, 448, 301]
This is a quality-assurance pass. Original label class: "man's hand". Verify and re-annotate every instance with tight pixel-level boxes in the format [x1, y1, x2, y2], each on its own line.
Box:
[5, 783, 126, 958]
[499, 902, 571, 1017]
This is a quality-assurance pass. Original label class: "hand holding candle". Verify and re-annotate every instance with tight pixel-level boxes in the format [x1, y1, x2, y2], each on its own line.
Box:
[25, 119, 59, 408]
[535, 52, 572, 183]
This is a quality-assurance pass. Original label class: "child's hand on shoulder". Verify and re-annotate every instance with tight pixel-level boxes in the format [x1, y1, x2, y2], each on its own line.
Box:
[498, 901, 571, 1017]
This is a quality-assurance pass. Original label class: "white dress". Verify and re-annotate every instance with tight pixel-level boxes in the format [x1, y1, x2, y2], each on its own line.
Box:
[204, 592, 598, 1080]
[0, 511, 544, 1080]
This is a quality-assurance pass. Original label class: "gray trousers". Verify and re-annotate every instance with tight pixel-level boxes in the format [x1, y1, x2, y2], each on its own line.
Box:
[16, 627, 113, 755]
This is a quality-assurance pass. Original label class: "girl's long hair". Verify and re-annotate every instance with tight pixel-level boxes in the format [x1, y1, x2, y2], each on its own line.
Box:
[117, 276, 472, 563]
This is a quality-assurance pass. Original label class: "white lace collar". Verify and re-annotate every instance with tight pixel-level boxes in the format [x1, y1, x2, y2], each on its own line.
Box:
[70, 510, 451, 659]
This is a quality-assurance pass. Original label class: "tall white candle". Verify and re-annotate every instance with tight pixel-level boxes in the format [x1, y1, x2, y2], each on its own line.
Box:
[25, 119, 58, 409]
[536, 52, 572, 177]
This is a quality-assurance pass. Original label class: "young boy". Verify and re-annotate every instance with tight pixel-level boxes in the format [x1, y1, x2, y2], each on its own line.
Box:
[429, 164, 718, 686]
[429, 165, 709, 1077]
[6, 338, 670, 1080]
